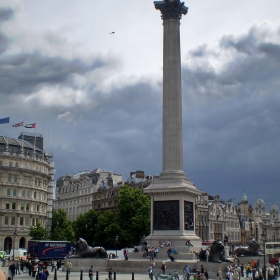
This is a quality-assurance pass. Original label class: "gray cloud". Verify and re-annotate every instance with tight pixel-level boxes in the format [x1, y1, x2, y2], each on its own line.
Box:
[0, 8, 14, 23]
[0, 52, 104, 96]
[1, 16, 280, 209]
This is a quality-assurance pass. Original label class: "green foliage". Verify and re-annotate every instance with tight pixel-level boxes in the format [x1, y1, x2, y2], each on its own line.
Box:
[117, 185, 150, 247]
[94, 211, 120, 247]
[73, 209, 100, 246]
[51, 209, 75, 243]
[29, 223, 48, 240]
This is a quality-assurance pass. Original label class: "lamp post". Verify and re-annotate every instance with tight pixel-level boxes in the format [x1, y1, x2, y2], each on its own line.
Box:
[256, 223, 259, 243]
[261, 230, 267, 280]
[12, 230, 17, 261]
[115, 235, 119, 258]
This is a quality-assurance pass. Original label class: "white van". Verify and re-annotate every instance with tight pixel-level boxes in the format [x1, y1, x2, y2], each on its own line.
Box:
[13, 249, 27, 260]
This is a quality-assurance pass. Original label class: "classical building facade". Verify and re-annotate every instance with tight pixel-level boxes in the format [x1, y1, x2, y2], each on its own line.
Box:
[53, 169, 122, 220]
[196, 194, 240, 250]
[0, 134, 55, 253]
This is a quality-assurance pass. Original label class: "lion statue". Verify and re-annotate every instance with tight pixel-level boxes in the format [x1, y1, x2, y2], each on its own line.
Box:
[209, 239, 231, 263]
[234, 239, 260, 257]
[69, 238, 108, 258]
[199, 239, 231, 263]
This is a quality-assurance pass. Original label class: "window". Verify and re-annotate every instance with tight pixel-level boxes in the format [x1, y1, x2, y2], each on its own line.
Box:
[14, 176, 18, 183]
[26, 204, 29, 211]
[33, 192, 37, 199]
[4, 217, 9, 225]
[6, 189, 11, 195]
[6, 203, 9, 209]
[21, 190, 25, 197]
[13, 189, 17, 196]
[9, 161, 13, 167]
[27, 191, 30, 198]
[12, 202, 16, 210]
[21, 203, 24, 211]
[11, 217, 15, 225]
[0, 160, 2, 166]
[37, 205, 39, 211]
[20, 217, 24, 226]
[25, 217, 29, 226]
[8, 175, 12, 182]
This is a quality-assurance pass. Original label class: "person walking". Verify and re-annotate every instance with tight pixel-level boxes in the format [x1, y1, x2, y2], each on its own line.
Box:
[147, 263, 153, 280]
[217, 267, 222, 280]
[183, 265, 191, 280]
[66, 260, 72, 274]
[108, 268, 113, 280]
[204, 269, 209, 280]
[15, 261, 20, 275]
[88, 266, 94, 280]
[161, 262, 166, 274]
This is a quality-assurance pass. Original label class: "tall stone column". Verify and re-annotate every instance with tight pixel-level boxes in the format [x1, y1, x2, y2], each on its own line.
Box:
[158, 0, 188, 180]
[144, 0, 201, 247]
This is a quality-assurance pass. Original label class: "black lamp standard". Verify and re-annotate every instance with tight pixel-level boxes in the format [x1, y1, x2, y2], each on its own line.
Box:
[12, 230, 17, 261]
[115, 235, 119, 258]
[256, 224, 259, 243]
[261, 230, 267, 280]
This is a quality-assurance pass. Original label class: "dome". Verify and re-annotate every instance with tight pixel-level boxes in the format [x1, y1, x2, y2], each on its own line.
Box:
[256, 198, 265, 205]
[270, 205, 279, 213]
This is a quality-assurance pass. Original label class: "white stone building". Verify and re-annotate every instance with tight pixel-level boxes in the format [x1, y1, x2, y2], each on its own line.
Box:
[0, 134, 55, 252]
[53, 169, 122, 220]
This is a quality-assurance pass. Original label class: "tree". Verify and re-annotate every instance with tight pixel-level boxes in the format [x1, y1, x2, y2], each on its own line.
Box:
[29, 223, 48, 240]
[73, 209, 100, 246]
[117, 185, 150, 247]
[94, 210, 120, 248]
[51, 209, 75, 243]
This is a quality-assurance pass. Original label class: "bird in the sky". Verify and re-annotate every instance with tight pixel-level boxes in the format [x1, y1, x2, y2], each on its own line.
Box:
[110, 32, 115, 34]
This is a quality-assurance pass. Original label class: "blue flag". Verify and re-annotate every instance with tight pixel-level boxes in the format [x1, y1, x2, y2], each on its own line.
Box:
[0, 117, 9, 124]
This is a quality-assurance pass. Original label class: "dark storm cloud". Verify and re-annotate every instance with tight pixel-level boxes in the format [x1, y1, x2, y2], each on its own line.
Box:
[0, 8, 12, 54]
[0, 52, 104, 96]
[0, 8, 14, 23]
[181, 25, 280, 207]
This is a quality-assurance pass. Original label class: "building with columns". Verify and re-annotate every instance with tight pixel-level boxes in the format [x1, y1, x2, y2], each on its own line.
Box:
[0, 134, 55, 253]
[196, 194, 240, 250]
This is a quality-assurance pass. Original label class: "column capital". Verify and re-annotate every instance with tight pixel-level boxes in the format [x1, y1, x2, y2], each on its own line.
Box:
[154, 0, 188, 20]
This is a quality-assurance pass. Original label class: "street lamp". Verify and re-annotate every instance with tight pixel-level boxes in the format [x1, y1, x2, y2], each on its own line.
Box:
[261, 230, 267, 280]
[256, 223, 259, 243]
[115, 235, 119, 258]
[12, 230, 17, 261]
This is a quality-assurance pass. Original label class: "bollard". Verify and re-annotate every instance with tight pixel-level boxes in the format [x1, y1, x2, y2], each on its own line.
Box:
[66, 269, 69, 280]
[96, 270, 98, 280]
[114, 271, 116, 280]
[53, 268, 57, 280]
[80, 270, 83, 280]
[132, 271, 134, 280]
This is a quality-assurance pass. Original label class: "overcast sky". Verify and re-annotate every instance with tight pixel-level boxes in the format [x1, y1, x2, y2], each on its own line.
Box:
[1, 0, 280, 210]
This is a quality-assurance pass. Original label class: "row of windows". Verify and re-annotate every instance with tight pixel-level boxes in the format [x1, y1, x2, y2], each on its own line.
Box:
[0, 160, 48, 173]
[4, 188, 47, 200]
[0, 175, 48, 189]
[4, 216, 44, 227]
[5, 202, 46, 212]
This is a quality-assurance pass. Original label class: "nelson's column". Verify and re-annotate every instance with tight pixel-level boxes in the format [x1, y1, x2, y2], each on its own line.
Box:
[144, 0, 202, 246]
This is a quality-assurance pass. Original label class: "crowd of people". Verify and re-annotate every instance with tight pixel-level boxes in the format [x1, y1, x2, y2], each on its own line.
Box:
[5, 258, 63, 280]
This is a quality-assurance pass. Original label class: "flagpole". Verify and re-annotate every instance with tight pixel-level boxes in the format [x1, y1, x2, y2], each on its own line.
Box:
[6, 120, 10, 147]
[21, 120, 25, 151]
[34, 125, 37, 153]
